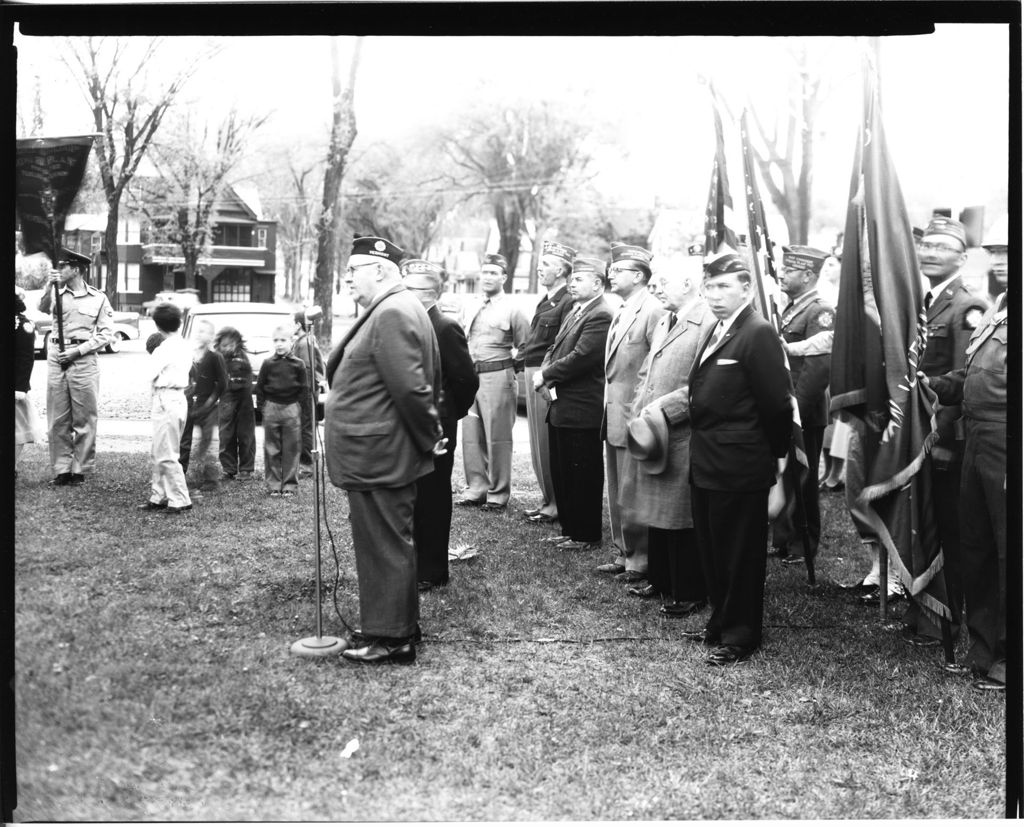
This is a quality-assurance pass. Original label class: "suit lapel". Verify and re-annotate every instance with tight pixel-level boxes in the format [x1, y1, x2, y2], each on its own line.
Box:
[325, 284, 405, 384]
[605, 294, 645, 366]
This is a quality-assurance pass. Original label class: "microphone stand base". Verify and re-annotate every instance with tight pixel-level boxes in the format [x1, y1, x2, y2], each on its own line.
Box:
[290, 635, 348, 658]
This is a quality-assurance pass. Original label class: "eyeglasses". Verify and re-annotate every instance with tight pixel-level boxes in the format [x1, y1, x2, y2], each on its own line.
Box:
[916, 241, 963, 255]
[608, 266, 642, 276]
[344, 262, 378, 276]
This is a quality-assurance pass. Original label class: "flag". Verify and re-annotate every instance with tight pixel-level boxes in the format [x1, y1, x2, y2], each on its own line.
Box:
[703, 89, 739, 257]
[16, 135, 97, 265]
[829, 61, 946, 625]
[740, 109, 811, 575]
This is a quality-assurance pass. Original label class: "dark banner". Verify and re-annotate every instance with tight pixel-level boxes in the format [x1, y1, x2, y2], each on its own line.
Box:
[16, 135, 97, 264]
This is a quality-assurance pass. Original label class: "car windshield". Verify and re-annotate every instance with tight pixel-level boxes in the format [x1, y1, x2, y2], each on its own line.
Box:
[192, 313, 292, 353]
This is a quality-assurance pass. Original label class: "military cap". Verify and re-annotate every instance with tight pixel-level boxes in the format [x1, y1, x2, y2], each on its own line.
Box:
[609, 243, 654, 267]
[56, 247, 92, 269]
[982, 240, 1007, 253]
[572, 257, 607, 278]
[782, 245, 828, 274]
[703, 252, 749, 278]
[912, 226, 924, 241]
[401, 259, 445, 291]
[542, 240, 576, 264]
[482, 253, 509, 272]
[923, 216, 967, 249]
[687, 242, 705, 257]
[350, 235, 404, 264]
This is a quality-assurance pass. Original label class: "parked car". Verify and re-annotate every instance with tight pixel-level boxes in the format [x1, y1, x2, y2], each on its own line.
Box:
[143, 288, 201, 317]
[180, 302, 300, 418]
[25, 289, 141, 357]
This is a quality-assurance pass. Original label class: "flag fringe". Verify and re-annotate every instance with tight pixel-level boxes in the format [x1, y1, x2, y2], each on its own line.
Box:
[857, 430, 938, 504]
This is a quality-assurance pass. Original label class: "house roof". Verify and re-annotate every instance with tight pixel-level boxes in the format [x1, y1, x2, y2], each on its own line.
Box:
[228, 183, 263, 221]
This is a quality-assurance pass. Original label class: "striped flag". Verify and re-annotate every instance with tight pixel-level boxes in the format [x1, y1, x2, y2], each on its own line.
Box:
[703, 89, 739, 257]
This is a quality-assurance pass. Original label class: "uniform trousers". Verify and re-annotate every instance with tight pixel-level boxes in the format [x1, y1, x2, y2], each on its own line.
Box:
[960, 418, 1006, 682]
[692, 485, 770, 650]
[606, 442, 649, 573]
[414, 426, 456, 586]
[524, 365, 557, 517]
[262, 400, 301, 493]
[347, 483, 419, 640]
[548, 424, 604, 543]
[461, 368, 516, 505]
[148, 388, 191, 508]
[771, 425, 824, 556]
[46, 348, 99, 475]
[219, 390, 256, 476]
[905, 461, 963, 641]
[647, 527, 705, 603]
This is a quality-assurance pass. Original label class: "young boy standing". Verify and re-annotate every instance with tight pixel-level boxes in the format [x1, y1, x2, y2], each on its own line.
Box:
[139, 304, 193, 514]
[180, 318, 228, 493]
[256, 324, 307, 497]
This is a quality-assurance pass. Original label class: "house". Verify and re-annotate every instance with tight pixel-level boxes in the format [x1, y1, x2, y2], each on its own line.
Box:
[59, 184, 277, 311]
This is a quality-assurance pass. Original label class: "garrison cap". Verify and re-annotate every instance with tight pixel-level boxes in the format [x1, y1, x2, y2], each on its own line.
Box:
[609, 242, 654, 267]
[401, 259, 445, 291]
[57, 247, 91, 269]
[923, 216, 967, 249]
[351, 235, 404, 264]
[782, 245, 828, 274]
[542, 240, 576, 264]
[982, 239, 1007, 253]
[482, 253, 509, 272]
[572, 257, 607, 278]
[703, 252, 749, 278]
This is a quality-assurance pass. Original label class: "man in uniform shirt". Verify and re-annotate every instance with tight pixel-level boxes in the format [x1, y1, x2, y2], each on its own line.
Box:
[927, 264, 1008, 691]
[521, 240, 576, 524]
[596, 243, 665, 584]
[38, 247, 116, 486]
[982, 241, 1007, 305]
[902, 216, 989, 647]
[770, 245, 834, 566]
[401, 259, 479, 591]
[534, 257, 613, 551]
[458, 253, 530, 511]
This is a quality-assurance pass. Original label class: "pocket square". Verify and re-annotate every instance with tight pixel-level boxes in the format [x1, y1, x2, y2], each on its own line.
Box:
[716, 358, 738, 365]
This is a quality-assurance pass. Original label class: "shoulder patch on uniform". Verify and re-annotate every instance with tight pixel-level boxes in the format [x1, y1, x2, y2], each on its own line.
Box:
[964, 308, 984, 330]
[816, 310, 834, 330]
[22, 319, 35, 335]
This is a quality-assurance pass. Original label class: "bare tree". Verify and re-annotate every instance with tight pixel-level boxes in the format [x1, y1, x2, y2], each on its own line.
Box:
[440, 101, 598, 291]
[137, 109, 268, 292]
[313, 36, 363, 347]
[62, 36, 215, 307]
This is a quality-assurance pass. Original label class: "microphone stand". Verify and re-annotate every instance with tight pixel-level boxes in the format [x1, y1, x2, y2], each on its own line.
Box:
[291, 314, 347, 658]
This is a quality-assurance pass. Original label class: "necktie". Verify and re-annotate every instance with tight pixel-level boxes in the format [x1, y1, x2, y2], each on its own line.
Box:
[700, 323, 724, 364]
[666, 312, 678, 331]
[573, 304, 583, 321]
[924, 293, 933, 311]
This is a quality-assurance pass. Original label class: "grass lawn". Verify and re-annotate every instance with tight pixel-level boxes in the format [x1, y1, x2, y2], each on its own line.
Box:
[13, 443, 1006, 820]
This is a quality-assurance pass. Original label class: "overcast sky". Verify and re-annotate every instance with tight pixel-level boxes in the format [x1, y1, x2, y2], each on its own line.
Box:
[14, 25, 1011, 245]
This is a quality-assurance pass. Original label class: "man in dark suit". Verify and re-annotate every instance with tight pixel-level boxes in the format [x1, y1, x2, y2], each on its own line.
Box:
[401, 259, 479, 592]
[687, 253, 793, 665]
[325, 237, 445, 665]
[770, 245, 834, 566]
[521, 240, 576, 524]
[533, 257, 613, 552]
[902, 215, 989, 647]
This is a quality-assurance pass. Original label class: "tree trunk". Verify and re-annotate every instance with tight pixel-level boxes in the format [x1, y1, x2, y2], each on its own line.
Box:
[494, 197, 523, 293]
[313, 37, 362, 350]
[103, 205, 120, 309]
[526, 215, 547, 293]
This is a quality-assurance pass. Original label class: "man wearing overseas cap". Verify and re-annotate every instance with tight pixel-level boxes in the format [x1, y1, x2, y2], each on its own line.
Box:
[401, 259, 479, 592]
[596, 242, 665, 585]
[324, 236, 446, 665]
[686, 253, 792, 665]
[534, 257, 614, 551]
[37, 247, 116, 486]
[768, 245, 834, 568]
[520, 240, 577, 525]
[457, 252, 530, 511]
[900, 215, 990, 649]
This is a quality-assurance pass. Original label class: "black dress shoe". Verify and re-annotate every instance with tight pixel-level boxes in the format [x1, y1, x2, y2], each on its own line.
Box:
[69, 473, 85, 485]
[768, 546, 789, 559]
[857, 586, 904, 605]
[51, 473, 73, 486]
[942, 662, 972, 676]
[456, 497, 485, 507]
[594, 563, 626, 574]
[780, 555, 809, 567]
[660, 600, 707, 617]
[706, 644, 754, 665]
[165, 504, 193, 515]
[628, 584, 659, 598]
[521, 507, 542, 517]
[137, 500, 168, 511]
[342, 641, 416, 664]
[417, 580, 439, 592]
[615, 570, 647, 584]
[899, 626, 941, 648]
[480, 502, 507, 512]
[971, 676, 1005, 692]
[681, 628, 720, 646]
[836, 581, 876, 593]
[526, 513, 558, 524]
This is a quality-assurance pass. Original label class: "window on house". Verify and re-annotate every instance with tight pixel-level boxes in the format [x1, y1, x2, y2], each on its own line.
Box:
[257, 228, 267, 249]
[120, 262, 140, 293]
[213, 224, 255, 247]
[211, 269, 251, 302]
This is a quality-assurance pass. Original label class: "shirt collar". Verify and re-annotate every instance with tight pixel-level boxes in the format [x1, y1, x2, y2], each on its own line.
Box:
[576, 295, 602, 313]
[927, 273, 960, 303]
[717, 302, 748, 335]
